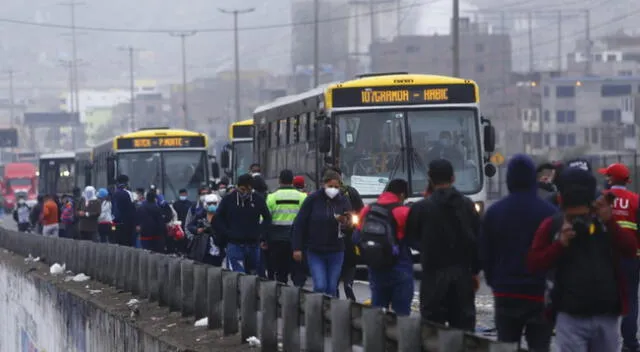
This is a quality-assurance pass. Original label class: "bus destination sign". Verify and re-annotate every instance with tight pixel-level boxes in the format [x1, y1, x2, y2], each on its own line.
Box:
[117, 136, 206, 150]
[232, 125, 254, 139]
[331, 84, 476, 107]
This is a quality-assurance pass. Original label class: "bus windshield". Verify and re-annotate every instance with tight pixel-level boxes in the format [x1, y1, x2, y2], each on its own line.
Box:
[337, 108, 482, 197]
[117, 150, 207, 201]
[232, 141, 253, 179]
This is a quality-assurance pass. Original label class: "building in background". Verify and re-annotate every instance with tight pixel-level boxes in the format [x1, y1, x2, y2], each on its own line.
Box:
[567, 31, 640, 77]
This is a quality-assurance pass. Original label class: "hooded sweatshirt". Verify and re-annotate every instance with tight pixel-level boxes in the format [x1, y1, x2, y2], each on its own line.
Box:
[480, 154, 558, 299]
[214, 190, 272, 244]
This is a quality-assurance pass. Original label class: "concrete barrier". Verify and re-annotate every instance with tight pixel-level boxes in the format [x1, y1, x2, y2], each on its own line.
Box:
[0, 229, 522, 351]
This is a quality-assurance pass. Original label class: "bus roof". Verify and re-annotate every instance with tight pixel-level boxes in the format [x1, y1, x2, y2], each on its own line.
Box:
[118, 128, 206, 139]
[253, 83, 334, 115]
[40, 151, 75, 160]
[229, 118, 254, 139]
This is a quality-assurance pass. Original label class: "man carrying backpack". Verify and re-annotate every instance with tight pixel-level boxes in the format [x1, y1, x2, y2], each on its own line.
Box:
[355, 179, 414, 316]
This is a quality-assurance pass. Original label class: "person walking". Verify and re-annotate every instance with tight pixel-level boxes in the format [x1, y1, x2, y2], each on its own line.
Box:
[292, 170, 352, 296]
[187, 193, 226, 266]
[76, 186, 101, 241]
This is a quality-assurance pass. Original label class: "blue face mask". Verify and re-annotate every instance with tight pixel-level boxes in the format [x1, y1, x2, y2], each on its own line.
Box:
[179, 196, 187, 201]
[207, 205, 217, 213]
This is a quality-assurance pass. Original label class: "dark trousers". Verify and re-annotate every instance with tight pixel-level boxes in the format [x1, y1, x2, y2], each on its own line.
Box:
[622, 257, 640, 351]
[17, 222, 30, 232]
[494, 296, 553, 352]
[267, 241, 292, 284]
[291, 255, 308, 287]
[112, 223, 135, 246]
[420, 266, 476, 330]
[337, 265, 356, 301]
[97, 223, 111, 243]
[78, 230, 96, 241]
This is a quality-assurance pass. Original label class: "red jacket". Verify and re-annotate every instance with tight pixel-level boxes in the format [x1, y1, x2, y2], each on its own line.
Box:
[607, 186, 640, 252]
[357, 192, 409, 239]
[527, 215, 637, 315]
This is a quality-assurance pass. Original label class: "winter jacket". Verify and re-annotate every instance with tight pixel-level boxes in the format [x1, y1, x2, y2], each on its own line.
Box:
[354, 192, 414, 273]
[42, 199, 59, 225]
[13, 204, 31, 224]
[77, 199, 101, 233]
[172, 198, 192, 228]
[292, 189, 352, 253]
[480, 154, 558, 299]
[407, 187, 480, 273]
[136, 201, 167, 241]
[214, 191, 272, 244]
[187, 212, 226, 262]
[112, 187, 136, 225]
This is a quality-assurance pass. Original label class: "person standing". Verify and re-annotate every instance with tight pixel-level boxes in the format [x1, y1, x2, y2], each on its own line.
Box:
[13, 196, 31, 232]
[215, 174, 272, 274]
[41, 195, 60, 237]
[172, 188, 192, 230]
[598, 162, 640, 352]
[96, 188, 113, 243]
[407, 159, 480, 330]
[187, 193, 226, 266]
[480, 155, 557, 350]
[111, 175, 136, 246]
[292, 170, 352, 296]
[136, 191, 167, 253]
[265, 170, 307, 284]
[30, 195, 44, 234]
[76, 186, 101, 241]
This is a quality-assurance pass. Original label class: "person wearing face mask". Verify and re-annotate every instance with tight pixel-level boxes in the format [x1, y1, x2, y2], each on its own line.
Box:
[187, 194, 226, 266]
[135, 190, 167, 253]
[528, 167, 637, 352]
[249, 163, 269, 199]
[184, 185, 210, 241]
[292, 170, 352, 297]
[214, 174, 272, 274]
[111, 174, 136, 246]
[425, 131, 464, 168]
[172, 188, 192, 232]
[13, 196, 31, 232]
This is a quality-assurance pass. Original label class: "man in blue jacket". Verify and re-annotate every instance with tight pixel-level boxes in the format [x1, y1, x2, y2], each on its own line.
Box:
[215, 173, 272, 274]
[111, 174, 136, 246]
[480, 154, 557, 350]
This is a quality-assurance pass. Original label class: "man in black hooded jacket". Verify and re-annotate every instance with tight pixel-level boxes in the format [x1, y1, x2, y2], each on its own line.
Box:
[407, 158, 480, 330]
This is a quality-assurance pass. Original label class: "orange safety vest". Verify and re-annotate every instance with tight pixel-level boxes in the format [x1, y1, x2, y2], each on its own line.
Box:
[608, 186, 640, 254]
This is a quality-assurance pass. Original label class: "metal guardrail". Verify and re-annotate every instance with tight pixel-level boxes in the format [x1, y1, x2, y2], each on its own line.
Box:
[0, 229, 519, 352]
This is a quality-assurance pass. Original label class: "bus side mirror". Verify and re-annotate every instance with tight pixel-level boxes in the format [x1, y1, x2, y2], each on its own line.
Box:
[211, 162, 220, 179]
[483, 123, 496, 153]
[220, 149, 230, 170]
[317, 124, 332, 154]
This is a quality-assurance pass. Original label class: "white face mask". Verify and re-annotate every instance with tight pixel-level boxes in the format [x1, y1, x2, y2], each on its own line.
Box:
[200, 195, 206, 203]
[324, 187, 340, 199]
[251, 172, 260, 177]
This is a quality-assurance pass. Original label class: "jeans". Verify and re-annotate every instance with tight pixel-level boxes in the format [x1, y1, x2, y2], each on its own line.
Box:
[494, 297, 552, 352]
[369, 267, 414, 316]
[306, 250, 344, 297]
[42, 223, 59, 237]
[621, 257, 640, 351]
[267, 241, 293, 284]
[555, 312, 620, 352]
[226, 243, 260, 274]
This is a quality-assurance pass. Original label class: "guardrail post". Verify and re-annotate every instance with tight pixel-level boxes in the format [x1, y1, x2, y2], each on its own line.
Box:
[75, 240, 86, 274]
[489, 342, 519, 352]
[193, 264, 208, 320]
[147, 253, 160, 303]
[106, 244, 117, 286]
[239, 275, 258, 341]
[222, 271, 240, 335]
[128, 248, 140, 295]
[157, 256, 170, 306]
[66, 239, 78, 272]
[137, 250, 149, 298]
[180, 259, 195, 317]
[259, 281, 278, 351]
[304, 293, 325, 352]
[167, 257, 182, 312]
[86, 242, 98, 279]
[281, 286, 301, 351]
[207, 267, 223, 329]
[115, 246, 126, 290]
[331, 299, 352, 352]
[362, 307, 385, 352]
[122, 247, 134, 292]
[438, 329, 464, 352]
[397, 316, 422, 351]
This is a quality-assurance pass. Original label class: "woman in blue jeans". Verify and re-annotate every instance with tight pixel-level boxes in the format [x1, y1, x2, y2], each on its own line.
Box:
[292, 171, 352, 296]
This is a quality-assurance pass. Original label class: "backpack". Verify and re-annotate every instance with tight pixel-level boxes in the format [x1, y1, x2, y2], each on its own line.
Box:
[357, 203, 401, 270]
[61, 202, 75, 225]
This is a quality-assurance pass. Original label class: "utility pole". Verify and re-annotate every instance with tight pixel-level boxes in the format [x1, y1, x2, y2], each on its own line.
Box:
[396, 0, 402, 36]
[585, 9, 592, 76]
[119, 46, 139, 132]
[313, 0, 320, 87]
[452, 0, 460, 76]
[527, 12, 534, 73]
[369, 0, 377, 47]
[59, 1, 84, 118]
[219, 8, 255, 123]
[7, 69, 15, 128]
[169, 31, 197, 129]
[557, 10, 562, 71]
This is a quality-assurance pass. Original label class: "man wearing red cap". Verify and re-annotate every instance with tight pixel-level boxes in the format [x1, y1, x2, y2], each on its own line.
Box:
[599, 163, 640, 352]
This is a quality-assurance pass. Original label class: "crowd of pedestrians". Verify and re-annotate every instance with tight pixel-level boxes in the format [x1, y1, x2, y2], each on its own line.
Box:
[10, 155, 640, 351]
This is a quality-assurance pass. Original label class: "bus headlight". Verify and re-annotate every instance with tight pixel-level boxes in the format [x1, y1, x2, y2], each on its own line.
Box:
[474, 201, 484, 214]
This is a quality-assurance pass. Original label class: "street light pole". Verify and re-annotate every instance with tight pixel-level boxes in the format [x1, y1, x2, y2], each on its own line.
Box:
[170, 31, 196, 130]
[59, 1, 84, 118]
[7, 69, 15, 128]
[119, 46, 139, 132]
[219, 7, 255, 123]
[313, 0, 320, 87]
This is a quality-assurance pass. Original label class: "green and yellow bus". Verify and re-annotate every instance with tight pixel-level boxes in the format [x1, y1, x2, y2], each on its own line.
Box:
[92, 128, 211, 201]
[253, 72, 496, 210]
[219, 118, 254, 184]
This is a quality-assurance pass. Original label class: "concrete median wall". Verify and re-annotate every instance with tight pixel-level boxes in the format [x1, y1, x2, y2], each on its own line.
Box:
[0, 229, 522, 352]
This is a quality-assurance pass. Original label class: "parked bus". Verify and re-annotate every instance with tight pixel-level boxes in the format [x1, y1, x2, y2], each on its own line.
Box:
[39, 152, 76, 197]
[92, 128, 214, 201]
[219, 118, 254, 184]
[253, 72, 497, 210]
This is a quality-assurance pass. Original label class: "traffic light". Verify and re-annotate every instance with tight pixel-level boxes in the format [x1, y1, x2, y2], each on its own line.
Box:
[0, 128, 18, 147]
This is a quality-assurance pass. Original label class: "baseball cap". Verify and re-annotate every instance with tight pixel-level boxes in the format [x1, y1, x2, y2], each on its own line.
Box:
[598, 163, 630, 182]
[293, 176, 305, 188]
[565, 158, 592, 172]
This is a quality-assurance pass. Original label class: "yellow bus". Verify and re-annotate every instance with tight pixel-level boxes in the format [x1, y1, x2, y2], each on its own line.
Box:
[253, 72, 496, 209]
[219, 118, 254, 183]
[92, 128, 211, 201]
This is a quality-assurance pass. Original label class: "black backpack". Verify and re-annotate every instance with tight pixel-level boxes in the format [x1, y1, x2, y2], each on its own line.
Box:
[358, 202, 401, 270]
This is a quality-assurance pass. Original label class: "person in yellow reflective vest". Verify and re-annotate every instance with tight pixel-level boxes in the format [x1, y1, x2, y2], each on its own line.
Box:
[265, 169, 307, 284]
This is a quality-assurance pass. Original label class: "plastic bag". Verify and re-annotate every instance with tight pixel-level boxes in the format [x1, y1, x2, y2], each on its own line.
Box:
[167, 221, 185, 240]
